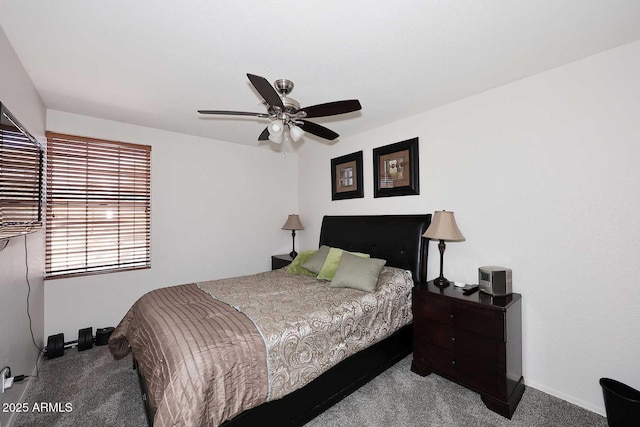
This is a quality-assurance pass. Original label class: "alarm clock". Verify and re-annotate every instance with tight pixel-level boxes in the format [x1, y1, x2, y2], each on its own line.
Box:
[478, 266, 512, 296]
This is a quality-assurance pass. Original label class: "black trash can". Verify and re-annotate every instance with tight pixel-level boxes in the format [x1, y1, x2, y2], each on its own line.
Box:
[600, 378, 640, 427]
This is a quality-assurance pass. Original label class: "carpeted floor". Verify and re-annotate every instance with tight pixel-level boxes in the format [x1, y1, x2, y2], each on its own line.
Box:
[12, 346, 147, 427]
[306, 356, 608, 427]
[12, 346, 608, 426]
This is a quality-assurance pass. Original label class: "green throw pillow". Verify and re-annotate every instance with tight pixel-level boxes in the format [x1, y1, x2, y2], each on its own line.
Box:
[330, 252, 387, 292]
[317, 247, 370, 281]
[285, 250, 318, 276]
[302, 245, 331, 274]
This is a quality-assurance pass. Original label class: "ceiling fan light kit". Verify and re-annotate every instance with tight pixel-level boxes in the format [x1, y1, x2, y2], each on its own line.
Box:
[198, 74, 362, 143]
[268, 121, 284, 143]
[288, 124, 305, 142]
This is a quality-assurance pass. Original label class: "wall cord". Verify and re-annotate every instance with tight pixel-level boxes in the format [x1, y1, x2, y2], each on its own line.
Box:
[24, 235, 42, 378]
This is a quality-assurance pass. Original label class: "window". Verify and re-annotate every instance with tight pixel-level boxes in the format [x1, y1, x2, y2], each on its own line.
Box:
[0, 103, 43, 239]
[45, 132, 151, 278]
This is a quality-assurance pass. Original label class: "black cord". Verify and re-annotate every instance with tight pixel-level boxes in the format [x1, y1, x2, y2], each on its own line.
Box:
[24, 234, 42, 378]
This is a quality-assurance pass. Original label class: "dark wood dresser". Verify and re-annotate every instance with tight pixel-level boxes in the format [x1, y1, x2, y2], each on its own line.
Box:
[411, 281, 524, 418]
[271, 254, 293, 270]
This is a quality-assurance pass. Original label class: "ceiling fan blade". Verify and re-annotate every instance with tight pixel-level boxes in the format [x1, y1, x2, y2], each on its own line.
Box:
[247, 74, 284, 110]
[300, 99, 362, 118]
[258, 126, 270, 141]
[299, 120, 339, 141]
[198, 110, 271, 118]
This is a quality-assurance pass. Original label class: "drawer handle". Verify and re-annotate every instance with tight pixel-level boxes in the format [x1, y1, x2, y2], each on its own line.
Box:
[451, 360, 456, 365]
[449, 314, 454, 319]
[450, 337, 456, 341]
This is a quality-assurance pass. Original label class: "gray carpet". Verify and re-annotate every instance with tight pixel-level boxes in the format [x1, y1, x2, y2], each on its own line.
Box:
[13, 346, 147, 427]
[13, 346, 608, 426]
[306, 356, 608, 427]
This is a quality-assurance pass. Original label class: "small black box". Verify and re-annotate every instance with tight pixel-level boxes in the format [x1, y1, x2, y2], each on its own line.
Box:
[95, 327, 115, 346]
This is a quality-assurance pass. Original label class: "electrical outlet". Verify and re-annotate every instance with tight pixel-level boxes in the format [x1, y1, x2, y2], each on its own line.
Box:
[1, 366, 12, 393]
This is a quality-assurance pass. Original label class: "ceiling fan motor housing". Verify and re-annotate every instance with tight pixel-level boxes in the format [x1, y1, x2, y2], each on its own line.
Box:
[268, 98, 300, 117]
[274, 79, 294, 95]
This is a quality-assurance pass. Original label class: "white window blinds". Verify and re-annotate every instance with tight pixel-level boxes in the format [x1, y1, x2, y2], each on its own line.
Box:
[45, 132, 151, 278]
[0, 122, 43, 239]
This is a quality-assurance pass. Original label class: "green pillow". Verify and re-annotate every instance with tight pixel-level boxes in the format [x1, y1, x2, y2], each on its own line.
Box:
[302, 245, 331, 274]
[330, 252, 387, 292]
[317, 247, 370, 281]
[285, 250, 318, 276]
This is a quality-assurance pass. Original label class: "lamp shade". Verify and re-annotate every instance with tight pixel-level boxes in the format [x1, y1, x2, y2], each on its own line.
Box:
[423, 210, 465, 241]
[268, 121, 284, 143]
[282, 214, 304, 230]
[289, 125, 305, 142]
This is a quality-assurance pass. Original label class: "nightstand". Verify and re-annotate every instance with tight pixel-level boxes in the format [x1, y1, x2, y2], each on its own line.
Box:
[271, 254, 293, 270]
[411, 281, 524, 419]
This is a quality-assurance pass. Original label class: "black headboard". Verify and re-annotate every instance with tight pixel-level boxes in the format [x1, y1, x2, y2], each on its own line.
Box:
[318, 214, 432, 285]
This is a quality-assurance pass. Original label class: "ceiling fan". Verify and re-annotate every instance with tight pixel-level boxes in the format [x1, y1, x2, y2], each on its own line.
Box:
[198, 74, 362, 143]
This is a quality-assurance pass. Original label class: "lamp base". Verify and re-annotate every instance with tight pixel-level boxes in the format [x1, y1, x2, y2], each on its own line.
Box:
[433, 276, 450, 288]
[289, 250, 298, 259]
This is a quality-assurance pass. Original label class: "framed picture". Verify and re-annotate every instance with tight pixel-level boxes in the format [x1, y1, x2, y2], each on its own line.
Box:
[373, 137, 419, 198]
[331, 151, 364, 200]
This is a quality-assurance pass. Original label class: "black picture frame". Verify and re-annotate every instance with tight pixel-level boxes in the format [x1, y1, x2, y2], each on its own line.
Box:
[331, 151, 364, 200]
[373, 137, 419, 198]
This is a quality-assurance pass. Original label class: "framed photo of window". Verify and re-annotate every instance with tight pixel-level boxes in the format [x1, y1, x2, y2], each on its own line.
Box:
[331, 151, 364, 200]
[373, 137, 419, 198]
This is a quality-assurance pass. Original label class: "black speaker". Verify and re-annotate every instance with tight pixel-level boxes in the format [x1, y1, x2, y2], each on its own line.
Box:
[95, 327, 115, 346]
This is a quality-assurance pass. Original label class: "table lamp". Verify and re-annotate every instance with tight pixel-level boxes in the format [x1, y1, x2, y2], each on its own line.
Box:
[423, 210, 465, 288]
[282, 214, 304, 258]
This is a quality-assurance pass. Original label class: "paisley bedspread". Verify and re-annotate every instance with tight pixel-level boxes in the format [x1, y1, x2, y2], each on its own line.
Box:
[196, 266, 414, 400]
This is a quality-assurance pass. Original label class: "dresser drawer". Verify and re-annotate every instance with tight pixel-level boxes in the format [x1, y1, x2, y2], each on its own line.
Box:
[453, 329, 506, 369]
[413, 341, 455, 377]
[271, 255, 293, 270]
[414, 317, 454, 350]
[454, 303, 505, 340]
[413, 292, 452, 324]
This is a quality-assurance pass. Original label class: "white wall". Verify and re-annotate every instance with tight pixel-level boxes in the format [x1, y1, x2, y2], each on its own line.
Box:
[44, 111, 299, 340]
[0, 27, 46, 427]
[298, 40, 640, 415]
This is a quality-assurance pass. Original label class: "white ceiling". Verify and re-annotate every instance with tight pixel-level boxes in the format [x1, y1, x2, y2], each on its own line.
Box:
[2, 0, 640, 150]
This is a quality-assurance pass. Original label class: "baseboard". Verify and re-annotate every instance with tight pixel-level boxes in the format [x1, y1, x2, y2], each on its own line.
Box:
[524, 378, 606, 417]
[4, 352, 43, 427]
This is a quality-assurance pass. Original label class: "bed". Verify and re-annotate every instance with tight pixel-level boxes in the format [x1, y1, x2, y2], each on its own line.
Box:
[109, 214, 431, 426]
